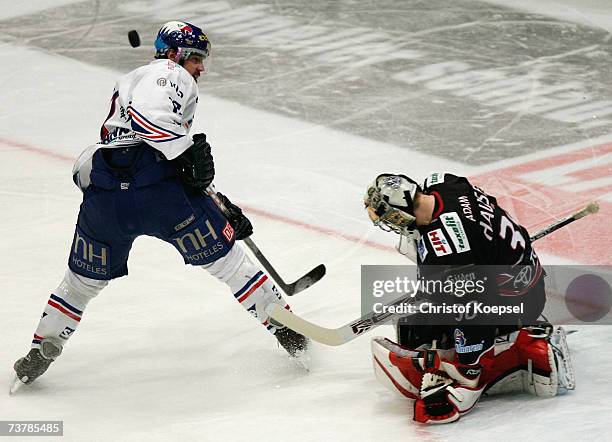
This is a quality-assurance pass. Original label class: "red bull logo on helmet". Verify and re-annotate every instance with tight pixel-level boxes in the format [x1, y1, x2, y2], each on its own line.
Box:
[180, 25, 193, 34]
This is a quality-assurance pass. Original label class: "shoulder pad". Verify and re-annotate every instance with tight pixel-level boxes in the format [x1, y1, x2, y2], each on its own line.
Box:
[423, 173, 471, 190]
[141, 62, 197, 100]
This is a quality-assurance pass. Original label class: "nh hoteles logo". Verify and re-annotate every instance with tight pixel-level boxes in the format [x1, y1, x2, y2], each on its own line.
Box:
[172, 219, 218, 253]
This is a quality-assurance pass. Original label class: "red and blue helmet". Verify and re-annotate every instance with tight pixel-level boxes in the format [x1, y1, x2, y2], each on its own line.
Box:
[154, 21, 211, 64]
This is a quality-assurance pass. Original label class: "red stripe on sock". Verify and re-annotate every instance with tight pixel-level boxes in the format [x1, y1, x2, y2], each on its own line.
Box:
[48, 300, 81, 322]
[237, 275, 268, 303]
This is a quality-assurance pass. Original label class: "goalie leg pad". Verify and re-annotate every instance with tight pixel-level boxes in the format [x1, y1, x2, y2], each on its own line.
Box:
[481, 327, 574, 397]
[372, 337, 486, 424]
[549, 326, 575, 391]
[521, 334, 559, 397]
[371, 337, 422, 399]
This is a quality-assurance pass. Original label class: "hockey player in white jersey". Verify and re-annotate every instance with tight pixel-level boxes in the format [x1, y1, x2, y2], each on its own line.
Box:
[12, 21, 307, 392]
[364, 173, 575, 423]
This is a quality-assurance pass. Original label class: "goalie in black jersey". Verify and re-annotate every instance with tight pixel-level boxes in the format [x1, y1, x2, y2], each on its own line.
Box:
[364, 172, 575, 424]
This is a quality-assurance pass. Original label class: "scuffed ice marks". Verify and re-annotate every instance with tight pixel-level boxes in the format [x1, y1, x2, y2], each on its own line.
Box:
[1, 0, 610, 165]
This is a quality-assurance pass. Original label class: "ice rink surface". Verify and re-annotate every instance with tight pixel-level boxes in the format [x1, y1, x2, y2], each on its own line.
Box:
[0, 1, 611, 440]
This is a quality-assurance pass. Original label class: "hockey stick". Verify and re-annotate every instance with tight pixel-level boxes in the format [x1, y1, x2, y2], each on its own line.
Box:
[242, 237, 326, 295]
[206, 186, 326, 296]
[266, 202, 600, 346]
[530, 201, 599, 241]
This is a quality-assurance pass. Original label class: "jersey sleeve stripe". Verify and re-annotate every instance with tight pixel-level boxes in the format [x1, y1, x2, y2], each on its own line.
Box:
[127, 106, 184, 142]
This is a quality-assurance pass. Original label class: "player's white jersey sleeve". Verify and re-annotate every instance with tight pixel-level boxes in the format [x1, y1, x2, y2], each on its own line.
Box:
[127, 59, 198, 159]
[73, 60, 199, 191]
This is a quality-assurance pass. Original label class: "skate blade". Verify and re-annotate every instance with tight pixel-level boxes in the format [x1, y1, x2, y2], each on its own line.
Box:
[9, 376, 25, 395]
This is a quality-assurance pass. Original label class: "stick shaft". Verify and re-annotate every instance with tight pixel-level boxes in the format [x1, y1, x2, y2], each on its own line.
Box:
[205, 188, 283, 279]
[530, 202, 599, 241]
[243, 237, 287, 287]
[205, 186, 325, 295]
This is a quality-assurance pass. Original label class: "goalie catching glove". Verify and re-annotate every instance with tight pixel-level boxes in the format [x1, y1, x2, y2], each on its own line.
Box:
[177, 133, 215, 190]
[217, 192, 253, 240]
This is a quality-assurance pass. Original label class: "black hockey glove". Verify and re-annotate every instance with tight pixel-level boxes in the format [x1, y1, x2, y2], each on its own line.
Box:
[217, 192, 253, 240]
[177, 133, 215, 190]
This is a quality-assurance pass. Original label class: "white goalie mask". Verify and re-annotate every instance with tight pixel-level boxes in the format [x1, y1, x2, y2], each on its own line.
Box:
[364, 174, 421, 235]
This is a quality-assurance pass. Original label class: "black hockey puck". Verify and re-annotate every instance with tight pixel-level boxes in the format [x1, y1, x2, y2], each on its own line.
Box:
[128, 30, 140, 48]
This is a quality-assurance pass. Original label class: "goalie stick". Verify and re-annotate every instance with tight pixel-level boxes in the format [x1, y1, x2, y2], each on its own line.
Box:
[266, 202, 600, 346]
[206, 186, 326, 296]
[530, 201, 599, 241]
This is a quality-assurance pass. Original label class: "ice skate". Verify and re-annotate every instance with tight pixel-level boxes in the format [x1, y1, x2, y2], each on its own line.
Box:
[10, 340, 62, 394]
[277, 326, 311, 371]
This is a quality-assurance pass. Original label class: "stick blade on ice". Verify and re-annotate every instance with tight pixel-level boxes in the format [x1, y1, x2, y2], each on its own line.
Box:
[267, 304, 347, 346]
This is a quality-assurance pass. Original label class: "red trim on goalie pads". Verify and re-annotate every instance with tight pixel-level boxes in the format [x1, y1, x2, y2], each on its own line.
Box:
[373, 356, 419, 400]
[389, 351, 428, 389]
[479, 330, 553, 387]
[371, 338, 422, 399]
[372, 338, 482, 402]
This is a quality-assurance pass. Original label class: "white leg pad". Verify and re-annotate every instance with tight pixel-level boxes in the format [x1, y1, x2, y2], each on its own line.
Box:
[33, 269, 108, 349]
[204, 244, 289, 334]
[202, 243, 246, 282]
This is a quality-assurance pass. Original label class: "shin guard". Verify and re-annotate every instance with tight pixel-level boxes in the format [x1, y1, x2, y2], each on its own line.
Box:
[205, 244, 291, 334]
[32, 270, 107, 350]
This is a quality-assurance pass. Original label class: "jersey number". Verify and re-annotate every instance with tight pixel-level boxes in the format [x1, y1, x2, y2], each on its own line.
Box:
[499, 215, 526, 250]
[169, 98, 182, 114]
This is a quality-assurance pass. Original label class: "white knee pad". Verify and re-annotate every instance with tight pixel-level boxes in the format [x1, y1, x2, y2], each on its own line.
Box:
[58, 269, 108, 302]
[203, 243, 247, 282]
